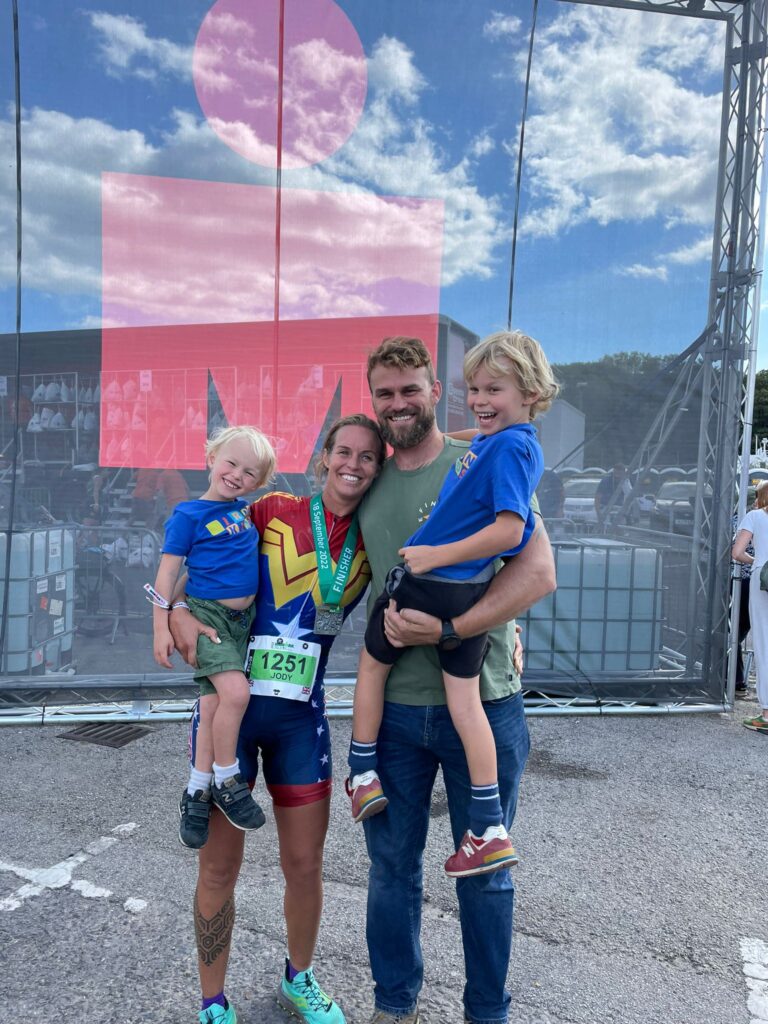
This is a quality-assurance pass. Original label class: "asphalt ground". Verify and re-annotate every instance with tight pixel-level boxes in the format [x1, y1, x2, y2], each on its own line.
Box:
[1, 694, 766, 1024]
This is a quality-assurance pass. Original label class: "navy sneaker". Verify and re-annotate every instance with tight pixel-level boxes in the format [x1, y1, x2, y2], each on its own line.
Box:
[211, 773, 266, 831]
[179, 787, 211, 849]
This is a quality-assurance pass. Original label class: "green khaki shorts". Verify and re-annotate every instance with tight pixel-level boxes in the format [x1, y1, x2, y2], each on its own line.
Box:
[188, 596, 254, 697]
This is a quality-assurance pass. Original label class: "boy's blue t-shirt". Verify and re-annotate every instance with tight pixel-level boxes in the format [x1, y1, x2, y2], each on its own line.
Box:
[162, 498, 259, 600]
[406, 423, 543, 580]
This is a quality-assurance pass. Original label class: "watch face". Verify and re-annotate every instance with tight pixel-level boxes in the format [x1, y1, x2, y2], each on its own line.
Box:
[440, 634, 461, 651]
[440, 621, 461, 650]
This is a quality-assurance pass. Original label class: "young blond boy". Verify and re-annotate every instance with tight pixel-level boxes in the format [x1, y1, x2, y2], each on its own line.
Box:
[348, 330, 558, 877]
[149, 426, 275, 849]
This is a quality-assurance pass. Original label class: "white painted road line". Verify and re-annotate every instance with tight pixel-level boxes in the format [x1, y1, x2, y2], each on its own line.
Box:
[741, 937, 768, 1022]
[0, 822, 144, 913]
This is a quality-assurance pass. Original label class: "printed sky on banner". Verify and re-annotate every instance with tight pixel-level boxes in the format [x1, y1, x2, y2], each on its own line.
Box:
[101, 174, 444, 326]
[0, 0, 742, 377]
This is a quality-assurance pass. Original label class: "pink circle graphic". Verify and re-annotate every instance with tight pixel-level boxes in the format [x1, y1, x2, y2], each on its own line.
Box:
[193, 0, 368, 169]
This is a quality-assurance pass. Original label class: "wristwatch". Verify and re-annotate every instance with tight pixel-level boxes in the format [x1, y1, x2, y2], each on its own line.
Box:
[438, 619, 462, 651]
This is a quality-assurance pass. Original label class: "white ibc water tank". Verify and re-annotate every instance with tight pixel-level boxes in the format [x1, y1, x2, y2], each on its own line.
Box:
[523, 539, 663, 673]
[0, 528, 76, 674]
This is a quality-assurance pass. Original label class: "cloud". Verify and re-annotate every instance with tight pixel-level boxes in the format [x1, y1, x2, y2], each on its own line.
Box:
[366, 35, 427, 103]
[86, 11, 192, 80]
[617, 262, 668, 282]
[667, 236, 712, 265]
[614, 234, 711, 284]
[0, 26, 508, 317]
[483, 12, 523, 39]
[517, 5, 724, 239]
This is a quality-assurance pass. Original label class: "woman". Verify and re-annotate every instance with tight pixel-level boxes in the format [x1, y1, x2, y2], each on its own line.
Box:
[170, 414, 384, 1024]
[732, 480, 768, 731]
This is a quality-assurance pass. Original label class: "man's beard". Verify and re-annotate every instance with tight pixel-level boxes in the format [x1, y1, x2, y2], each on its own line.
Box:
[379, 407, 436, 450]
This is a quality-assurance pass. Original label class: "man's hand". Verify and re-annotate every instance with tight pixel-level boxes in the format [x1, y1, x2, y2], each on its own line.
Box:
[383, 599, 441, 648]
[398, 544, 440, 576]
[153, 629, 176, 670]
[513, 624, 524, 677]
[168, 607, 219, 668]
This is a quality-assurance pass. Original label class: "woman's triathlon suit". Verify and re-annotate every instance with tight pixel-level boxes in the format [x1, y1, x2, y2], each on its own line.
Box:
[190, 492, 370, 807]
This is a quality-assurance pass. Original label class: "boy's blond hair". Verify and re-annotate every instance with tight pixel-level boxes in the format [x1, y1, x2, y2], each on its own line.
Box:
[756, 480, 768, 510]
[205, 425, 276, 488]
[464, 330, 559, 420]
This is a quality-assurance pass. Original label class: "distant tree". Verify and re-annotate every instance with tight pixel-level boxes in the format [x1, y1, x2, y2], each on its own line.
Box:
[552, 351, 702, 469]
[752, 369, 768, 450]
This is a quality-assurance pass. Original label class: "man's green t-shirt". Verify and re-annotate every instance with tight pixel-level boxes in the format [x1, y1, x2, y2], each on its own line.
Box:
[359, 436, 529, 706]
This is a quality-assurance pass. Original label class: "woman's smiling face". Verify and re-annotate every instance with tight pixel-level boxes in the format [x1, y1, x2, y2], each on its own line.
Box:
[321, 424, 382, 512]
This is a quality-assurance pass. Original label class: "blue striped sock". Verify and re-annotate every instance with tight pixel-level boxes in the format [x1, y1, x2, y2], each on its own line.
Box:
[348, 739, 377, 777]
[469, 782, 502, 837]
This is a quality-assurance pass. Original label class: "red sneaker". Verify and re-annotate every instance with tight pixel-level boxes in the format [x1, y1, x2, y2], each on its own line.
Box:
[444, 826, 519, 877]
[345, 771, 388, 823]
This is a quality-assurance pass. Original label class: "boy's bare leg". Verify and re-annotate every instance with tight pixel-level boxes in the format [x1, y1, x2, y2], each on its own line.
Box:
[208, 671, 251, 767]
[442, 672, 497, 785]
[352, 648, 391, 742]
[194, 693, 217, 774]
[347, 649, 391, 820]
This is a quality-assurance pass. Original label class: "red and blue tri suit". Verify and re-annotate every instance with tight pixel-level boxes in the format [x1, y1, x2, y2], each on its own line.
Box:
[190, 492, 369, 807]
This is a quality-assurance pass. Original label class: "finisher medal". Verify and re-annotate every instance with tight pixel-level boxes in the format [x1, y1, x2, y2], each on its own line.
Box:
[314, 604, 345, 636]
[309, 494, 359, 638]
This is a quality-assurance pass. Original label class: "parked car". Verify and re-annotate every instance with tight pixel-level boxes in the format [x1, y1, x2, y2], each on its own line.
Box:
[563, 476, 603, 524]
[650, 481, 712, 535]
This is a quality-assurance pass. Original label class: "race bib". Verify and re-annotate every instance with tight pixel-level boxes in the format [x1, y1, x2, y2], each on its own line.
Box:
[245, 634, 320, 701]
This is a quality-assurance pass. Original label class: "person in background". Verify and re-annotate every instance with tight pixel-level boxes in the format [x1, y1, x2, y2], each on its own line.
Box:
[594, 463, 632, 526]
[732, 481, 768, 729]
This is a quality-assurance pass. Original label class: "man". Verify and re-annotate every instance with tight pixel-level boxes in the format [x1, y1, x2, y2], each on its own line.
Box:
[358, 336, 556, 1024]
[594, 462, 632, 526]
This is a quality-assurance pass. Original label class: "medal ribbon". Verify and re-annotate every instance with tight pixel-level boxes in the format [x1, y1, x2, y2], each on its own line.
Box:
[309, 493, 359, 608]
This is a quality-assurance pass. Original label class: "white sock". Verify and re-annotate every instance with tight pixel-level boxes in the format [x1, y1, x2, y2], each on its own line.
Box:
[213, 760, 240, 787]
[188, 767, 213, 797]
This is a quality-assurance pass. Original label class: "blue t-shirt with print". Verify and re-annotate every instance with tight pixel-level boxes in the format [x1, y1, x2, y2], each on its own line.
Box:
[406, 423, 543, 580]
[162, 498, 259, 599]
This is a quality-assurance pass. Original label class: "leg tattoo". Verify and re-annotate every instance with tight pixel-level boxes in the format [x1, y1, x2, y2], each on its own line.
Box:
[194, 891, 235, 967]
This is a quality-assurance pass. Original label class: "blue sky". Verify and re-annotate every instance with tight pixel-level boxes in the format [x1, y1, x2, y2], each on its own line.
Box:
[1, 0, 760, 369]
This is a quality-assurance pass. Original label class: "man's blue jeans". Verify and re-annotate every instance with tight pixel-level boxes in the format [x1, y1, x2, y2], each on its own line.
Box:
[363, 691, 530, 1024]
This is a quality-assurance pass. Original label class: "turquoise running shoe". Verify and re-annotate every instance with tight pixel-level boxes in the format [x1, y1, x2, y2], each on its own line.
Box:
[276, 966, 346, 1023]
[199, 1001, 236, 1024]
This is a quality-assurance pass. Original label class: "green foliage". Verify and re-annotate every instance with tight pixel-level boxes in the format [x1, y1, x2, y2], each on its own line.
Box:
[552, 351, 702, 469]
[752, 369, 768, 447]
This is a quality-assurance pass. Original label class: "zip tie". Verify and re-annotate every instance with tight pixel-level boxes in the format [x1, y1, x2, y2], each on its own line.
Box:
[143, 583, 171, 609]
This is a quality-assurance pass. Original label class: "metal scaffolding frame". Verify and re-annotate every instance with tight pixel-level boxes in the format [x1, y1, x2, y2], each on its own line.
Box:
[559, 0, 767, 708]
[1, 0, 765, 724]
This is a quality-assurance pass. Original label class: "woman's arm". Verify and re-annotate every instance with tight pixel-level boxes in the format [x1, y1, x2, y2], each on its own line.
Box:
[385, 517, 556, 646]
[166, 570, 220, 667]
[732, 529, 755, 565]
[399, 511, 524, 575]
[152, 554, 183, 668]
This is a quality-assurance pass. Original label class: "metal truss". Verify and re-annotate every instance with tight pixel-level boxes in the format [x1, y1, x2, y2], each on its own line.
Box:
[0, 677, 727, 725]
[555, 0, 768, 703]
